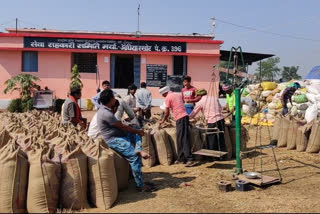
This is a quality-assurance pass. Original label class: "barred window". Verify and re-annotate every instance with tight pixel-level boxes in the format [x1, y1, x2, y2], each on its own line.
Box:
[72, 53, 97, 73]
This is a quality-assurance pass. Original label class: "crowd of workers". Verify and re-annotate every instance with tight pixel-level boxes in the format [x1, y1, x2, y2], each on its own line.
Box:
[61, 75, 300, 193]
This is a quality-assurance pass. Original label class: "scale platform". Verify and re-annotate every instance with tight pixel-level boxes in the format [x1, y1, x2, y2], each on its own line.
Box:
[193, 149, 228, 158]
[238, 174, 281, 186]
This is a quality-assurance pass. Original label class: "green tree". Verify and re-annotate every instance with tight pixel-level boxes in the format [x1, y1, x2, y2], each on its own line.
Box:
[70, 64, 83, 89]
[3, 74, 40, 112]
[255, 57, 280, 81]
[281, 66, 301, 81]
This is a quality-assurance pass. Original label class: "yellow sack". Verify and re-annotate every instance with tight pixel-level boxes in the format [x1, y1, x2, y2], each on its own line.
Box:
[261, 82, 277, 91]
[86, 99, 94, 110]
[300, 88, 307, 93]
[276, 101, 283, 109]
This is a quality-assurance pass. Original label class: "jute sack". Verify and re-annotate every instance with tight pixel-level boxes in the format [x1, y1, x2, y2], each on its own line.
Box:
[189, 126, 204, 161]
[229, 126, 248, 157]
[286, 120, 299, 150]
[27, 146, 61, 213]
[277, 116, 291, 147]
[141, 130, 156, 167]
[111, 150, 130, 191]
[60, 146, 90, 210]
[165, 128, 178, 161]
[306, 120, 320, 153]
[0, 142, 29, 213]
[0, 128, 12, 149]
[296, 123, 312, 152]
[83, 142, 118, 210]
[223, 125, 233, 160]
[153, 128, 173, 165]
[272, 115, 282, 140]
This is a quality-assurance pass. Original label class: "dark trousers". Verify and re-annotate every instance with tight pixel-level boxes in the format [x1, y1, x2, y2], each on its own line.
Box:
[282, 99, 289, 116]
[206, 119, 226, 152]
[176, 116, 193, 162]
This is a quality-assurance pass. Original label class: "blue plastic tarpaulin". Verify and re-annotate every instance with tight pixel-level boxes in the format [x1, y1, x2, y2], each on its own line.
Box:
[305, 65, 320, 79]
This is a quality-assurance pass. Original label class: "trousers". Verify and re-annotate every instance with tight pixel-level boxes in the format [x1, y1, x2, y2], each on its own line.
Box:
[107, 133, 143, 188]
[176, 116, 193, 162]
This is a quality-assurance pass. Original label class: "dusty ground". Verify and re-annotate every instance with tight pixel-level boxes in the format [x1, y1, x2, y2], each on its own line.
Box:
[78, 108, 320, 213]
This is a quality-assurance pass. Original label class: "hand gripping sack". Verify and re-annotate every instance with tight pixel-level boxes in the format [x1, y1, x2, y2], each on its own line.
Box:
[60, 146, 90, 210]
[141, 129, 156, 167]
[153, 128, 173, 165]
[27, 146, 61, 213]
[82, 142, 118, 210]
[0, 142, 28, 213]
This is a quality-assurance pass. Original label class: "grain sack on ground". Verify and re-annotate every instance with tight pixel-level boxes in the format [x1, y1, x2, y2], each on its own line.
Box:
[287, 119, 299, 150]
[83, 142, 118, 210]
[141, 130, 156, 167]
[111, 150, 130, 191]
[0, 128, 12, 149]
[223, 126, 233, 160]
[306, 120, 320, 153]
[296, 123, 312, 152]
[165, 128, 178, 161]
[0, 142, 29, 213]
[153, 128, 173, 165]
[60, 146, 90, 210]
[27, 146, 61, 213]
[189, 126, 204, 161]
[272, 115, 282, 140]
[278, 116, 291, 147]
[229, 126, 248, 157]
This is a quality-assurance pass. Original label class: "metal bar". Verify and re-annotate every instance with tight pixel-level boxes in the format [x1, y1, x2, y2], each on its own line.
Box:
[235, 88, 242, 174]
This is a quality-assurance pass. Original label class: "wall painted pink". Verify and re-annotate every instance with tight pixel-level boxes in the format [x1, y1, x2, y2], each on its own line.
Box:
[187, 43, 220, 55]
[0, 37, 23, 48]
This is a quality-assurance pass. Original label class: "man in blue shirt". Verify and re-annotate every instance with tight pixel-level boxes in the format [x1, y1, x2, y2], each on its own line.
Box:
[97, 89, 156, 192]
[91, 80, 117, 109]
[136, 82, 152, 120]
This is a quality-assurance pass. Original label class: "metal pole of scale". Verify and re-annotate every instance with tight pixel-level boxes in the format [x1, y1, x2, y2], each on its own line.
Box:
[235, 87, 242, 174]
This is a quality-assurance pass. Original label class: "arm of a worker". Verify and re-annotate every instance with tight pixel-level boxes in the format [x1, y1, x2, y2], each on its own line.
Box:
[189, 101, 202, 120]
[159, 107, 170, 125]
[112, 121, 144, 136]
[91, 92, 101, 109]
[122, 99, 136, 120]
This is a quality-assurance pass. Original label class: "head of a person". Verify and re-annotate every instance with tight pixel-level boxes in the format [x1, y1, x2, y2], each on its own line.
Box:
[293, 82, 301, 89]
[222, 84, 233, 94]
[100, 89, 116, 108]
[140, 82, 147, 88]
[102, 80, 111, 90]
[128, 84, 137, 95]
[183, 76, 192, 88]
[112, 99, 120, 113]
[70, 87, 82, 100]
[159, 86, 170, 97]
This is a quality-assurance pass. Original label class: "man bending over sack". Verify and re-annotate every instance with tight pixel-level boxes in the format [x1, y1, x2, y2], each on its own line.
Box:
[281, 82, 301, 116]
[158, 86, 196, 167]
[97, 89, 156, 192]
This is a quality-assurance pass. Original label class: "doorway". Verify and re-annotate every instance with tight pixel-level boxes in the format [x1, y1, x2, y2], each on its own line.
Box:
[110, 54, 141, 89]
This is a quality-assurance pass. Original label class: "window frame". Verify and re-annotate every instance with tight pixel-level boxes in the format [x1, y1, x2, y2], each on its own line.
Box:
[172, 55, 187, 76]
[22, 51, 38, 72]
[71, 52, 97, 73]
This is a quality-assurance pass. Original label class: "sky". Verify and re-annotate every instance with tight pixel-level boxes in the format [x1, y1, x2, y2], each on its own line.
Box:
[1, 0, 319, 79]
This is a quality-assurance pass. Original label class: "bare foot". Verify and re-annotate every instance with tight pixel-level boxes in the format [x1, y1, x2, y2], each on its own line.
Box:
[135, 150, 150, 159]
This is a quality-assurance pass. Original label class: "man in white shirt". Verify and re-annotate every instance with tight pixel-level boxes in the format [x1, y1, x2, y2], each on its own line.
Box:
[136, 82, 152, 120]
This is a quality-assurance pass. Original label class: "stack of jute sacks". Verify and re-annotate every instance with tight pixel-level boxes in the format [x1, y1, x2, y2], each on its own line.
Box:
[272, 114, 320, 153]
[0, 110, 129, 213]
[241, 80, 320, 126]
[141, 113, 248, 168]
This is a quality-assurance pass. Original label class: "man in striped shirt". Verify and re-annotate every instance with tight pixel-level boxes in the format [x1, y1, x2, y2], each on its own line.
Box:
[281, 82, 301, 116]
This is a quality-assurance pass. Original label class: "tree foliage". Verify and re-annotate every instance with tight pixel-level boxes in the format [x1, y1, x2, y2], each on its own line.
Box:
[281, 66, 301, 81]
[70, 64, 83, 89]
[255, 57, 280, 81]
[3, 74, 39, 112]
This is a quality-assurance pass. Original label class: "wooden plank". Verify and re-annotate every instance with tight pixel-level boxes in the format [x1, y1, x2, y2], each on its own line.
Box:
[193, 149, 228, 157]
[238, 174, 281, 186]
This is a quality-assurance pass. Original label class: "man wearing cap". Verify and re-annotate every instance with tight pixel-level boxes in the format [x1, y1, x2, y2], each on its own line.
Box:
[158, 86, 195, 167]
[281, 82, 301, 115]
[222, 85, 236, 121]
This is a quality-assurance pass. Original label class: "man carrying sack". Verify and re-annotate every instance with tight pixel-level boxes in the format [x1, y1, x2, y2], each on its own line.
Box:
[158, 86, 196, 167]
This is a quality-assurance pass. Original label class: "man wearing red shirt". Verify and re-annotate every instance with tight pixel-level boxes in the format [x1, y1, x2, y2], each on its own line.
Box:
[181, 76, 201, 115]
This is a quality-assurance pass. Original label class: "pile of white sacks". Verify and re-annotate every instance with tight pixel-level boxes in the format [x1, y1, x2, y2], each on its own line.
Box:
[242, 79, 320, 124]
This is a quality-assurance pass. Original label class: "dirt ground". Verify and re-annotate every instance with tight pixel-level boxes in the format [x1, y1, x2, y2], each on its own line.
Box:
[78, 108, 320, 213]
